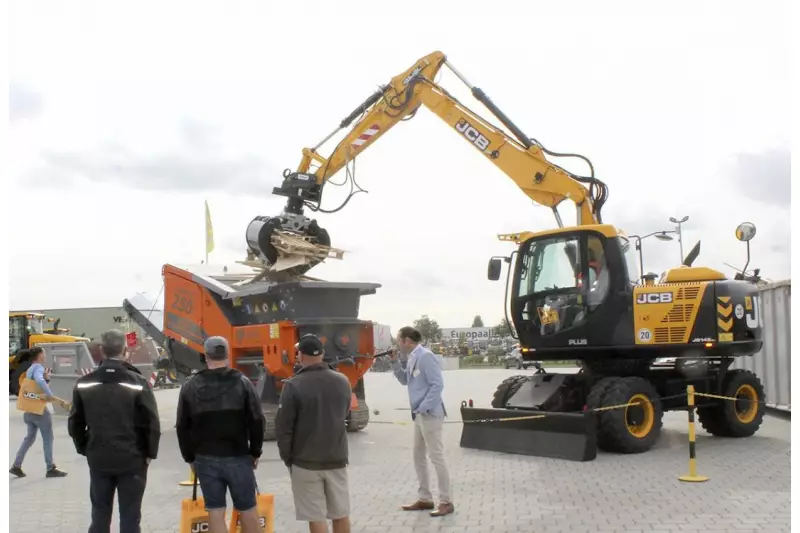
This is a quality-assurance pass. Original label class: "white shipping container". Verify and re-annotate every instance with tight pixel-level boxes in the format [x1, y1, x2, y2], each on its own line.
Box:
[733, 280, 791, 412]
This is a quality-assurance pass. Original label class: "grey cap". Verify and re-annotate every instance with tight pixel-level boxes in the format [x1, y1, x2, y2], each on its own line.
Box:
[204, 336, 230, 360]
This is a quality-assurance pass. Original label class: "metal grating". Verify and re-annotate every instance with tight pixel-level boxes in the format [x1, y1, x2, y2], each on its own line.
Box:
[661, 304, 695, 323]
[677, 287, 700, 300]
[655, 327, 687, 344]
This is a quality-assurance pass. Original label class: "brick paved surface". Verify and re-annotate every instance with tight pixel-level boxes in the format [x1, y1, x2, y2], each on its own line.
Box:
[8, 368, 791, 532]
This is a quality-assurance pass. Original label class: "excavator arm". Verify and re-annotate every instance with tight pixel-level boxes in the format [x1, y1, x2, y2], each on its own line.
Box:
[255, 51, 608, 274]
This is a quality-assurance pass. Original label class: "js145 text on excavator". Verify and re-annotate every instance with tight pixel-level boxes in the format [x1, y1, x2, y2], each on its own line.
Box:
[135, 50, 768, 458]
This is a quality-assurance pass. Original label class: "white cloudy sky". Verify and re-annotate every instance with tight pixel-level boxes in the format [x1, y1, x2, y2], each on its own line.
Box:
[6, 0, 792, 331]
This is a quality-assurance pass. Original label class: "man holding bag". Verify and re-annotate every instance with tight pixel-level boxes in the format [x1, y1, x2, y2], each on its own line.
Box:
[176, 336, 265, 533]
[10, 346, 68, 478]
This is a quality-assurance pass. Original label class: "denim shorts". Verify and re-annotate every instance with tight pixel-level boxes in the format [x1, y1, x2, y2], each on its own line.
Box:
[194, 454, 257, 512]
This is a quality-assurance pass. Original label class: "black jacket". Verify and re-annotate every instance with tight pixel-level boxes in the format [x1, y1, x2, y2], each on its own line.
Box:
[68, 358, 161, 474]
[176, 367, 265, 464]
[275, 363, 352, 470]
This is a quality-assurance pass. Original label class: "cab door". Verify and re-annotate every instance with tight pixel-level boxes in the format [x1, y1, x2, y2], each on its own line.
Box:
[510, 230, 634, 353]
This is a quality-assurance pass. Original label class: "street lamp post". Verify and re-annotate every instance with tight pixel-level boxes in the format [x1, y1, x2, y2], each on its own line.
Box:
[669, 215, 690, 262]
[629, 231, 676, 281]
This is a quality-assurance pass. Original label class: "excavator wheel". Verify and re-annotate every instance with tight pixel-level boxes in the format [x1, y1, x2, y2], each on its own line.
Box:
[594, 376, 663, 454]
[346, 399, 370, 432]
[491, 375, 529, 408]
[262, 404, 279, 441]
[697, 369, 765, 438]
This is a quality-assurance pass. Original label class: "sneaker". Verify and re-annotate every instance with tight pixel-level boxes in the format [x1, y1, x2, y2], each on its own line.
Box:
[46, 467, 68, 478]
[9, 466, 25, 478]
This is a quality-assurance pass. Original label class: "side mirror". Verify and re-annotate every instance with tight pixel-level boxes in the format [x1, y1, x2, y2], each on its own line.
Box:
[487, 258, 502, 281]
[735, 222, 756, 242]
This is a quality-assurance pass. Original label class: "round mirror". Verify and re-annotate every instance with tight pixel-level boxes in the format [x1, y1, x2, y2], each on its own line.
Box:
[735, 222, 756, 242]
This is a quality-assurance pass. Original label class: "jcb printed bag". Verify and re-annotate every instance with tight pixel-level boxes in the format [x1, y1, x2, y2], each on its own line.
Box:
[228, 484, 274, 533]
[16, 378, 47, 415]
[180, 474, 227, 533]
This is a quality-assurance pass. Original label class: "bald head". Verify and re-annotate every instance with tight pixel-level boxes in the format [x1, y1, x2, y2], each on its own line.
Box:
[101, 329, 127, 359]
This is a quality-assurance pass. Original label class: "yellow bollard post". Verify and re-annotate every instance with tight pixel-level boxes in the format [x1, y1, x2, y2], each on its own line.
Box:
[678, 385, 709, 483]
[179, 466, 196, 487]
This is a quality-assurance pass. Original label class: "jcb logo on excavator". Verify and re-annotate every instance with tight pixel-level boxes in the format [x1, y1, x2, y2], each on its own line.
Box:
[455, 119, 490, 152]
[636, 292, 673, 304]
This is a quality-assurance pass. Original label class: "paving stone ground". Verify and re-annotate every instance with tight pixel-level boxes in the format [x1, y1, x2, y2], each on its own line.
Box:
[8, 367, 791, 532]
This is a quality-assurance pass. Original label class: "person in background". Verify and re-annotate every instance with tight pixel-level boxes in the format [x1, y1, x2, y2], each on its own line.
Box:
[10, 346, 68, 478]
[390, 326, 454, 517]
[68, 329, 161, 533]
[176, 336, 265, 533]
[276, 334, 353, 533]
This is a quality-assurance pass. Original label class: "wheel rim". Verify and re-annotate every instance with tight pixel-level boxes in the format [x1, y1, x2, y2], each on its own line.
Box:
[625, 393, 655, 438]
[168, 368, 178, 382]
[734, 384, 758, 423]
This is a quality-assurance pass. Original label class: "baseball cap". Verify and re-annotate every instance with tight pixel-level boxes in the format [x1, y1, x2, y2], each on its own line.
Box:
[296, 334, 324, 356]
[204, 336, 230, 360]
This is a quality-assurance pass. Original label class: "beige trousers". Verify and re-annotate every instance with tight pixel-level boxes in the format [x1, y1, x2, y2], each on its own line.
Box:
[413, 413, 452, 503]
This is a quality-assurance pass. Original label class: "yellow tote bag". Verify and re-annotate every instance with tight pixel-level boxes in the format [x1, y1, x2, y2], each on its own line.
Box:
[180, 474, 228, 533]
[228, 485, 274, 533]
[17, 378, 47, 415]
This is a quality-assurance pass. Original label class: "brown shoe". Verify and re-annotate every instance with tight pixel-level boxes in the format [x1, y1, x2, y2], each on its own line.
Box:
[401, 500, 435, 511]
[430, 502, 454, 517]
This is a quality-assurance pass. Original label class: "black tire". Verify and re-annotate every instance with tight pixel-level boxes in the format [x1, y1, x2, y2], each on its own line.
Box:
[595, 376, 663, 454]
[697, 369, 765, 438]
[586, 377, 620, 412]
[346, 399, 370, 432]
[262, 404, 278, 441]
[491, 375, 529, 408]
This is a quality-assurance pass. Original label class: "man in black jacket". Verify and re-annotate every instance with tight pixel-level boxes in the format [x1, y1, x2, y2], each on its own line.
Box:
[276, 334, 353, 533]
[68, 329, 161, 533]
[176, 336, 265, 533]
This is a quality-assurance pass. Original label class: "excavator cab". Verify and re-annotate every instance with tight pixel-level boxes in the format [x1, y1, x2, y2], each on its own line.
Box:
[490, 224, 636, 358]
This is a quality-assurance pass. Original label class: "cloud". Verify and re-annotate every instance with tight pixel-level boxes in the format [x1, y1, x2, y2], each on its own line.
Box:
[730, 148, 791, 207]
[9, 82, 43, 122]
[25, 119, 283, 194]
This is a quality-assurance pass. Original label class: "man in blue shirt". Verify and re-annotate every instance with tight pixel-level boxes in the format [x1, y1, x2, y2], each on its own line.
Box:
[10, 347, 68, 478]
[390, 326, 454, 517]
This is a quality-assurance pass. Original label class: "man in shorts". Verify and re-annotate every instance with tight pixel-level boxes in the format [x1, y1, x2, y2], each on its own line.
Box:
[276, 334, 353, 533]
[176, 336, 265, 533]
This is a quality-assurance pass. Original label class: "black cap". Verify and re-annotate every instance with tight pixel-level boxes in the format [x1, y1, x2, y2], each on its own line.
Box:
[296, 334, 324, 356]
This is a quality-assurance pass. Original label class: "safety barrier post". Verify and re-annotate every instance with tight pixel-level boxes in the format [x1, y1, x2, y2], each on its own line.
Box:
[678, 385, 709, 483]
[179, 467, 196, 487]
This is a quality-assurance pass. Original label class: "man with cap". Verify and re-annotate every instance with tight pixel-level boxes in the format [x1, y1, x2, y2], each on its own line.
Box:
[68, 329, 161, 533]
[276, 334, 353, 533]
[176, 336, 266, 533]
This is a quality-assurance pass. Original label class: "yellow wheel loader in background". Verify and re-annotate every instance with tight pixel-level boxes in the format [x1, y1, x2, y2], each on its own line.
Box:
[8, 312, 90, 395]
[237, 51, 766, 460]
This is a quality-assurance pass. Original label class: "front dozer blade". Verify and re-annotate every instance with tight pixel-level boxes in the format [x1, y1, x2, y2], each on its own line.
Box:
[459, 407, 597, 462]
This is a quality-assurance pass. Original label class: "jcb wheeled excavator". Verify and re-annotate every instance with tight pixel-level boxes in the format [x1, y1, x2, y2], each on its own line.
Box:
[251, 50, 767, 460]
